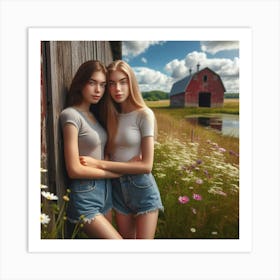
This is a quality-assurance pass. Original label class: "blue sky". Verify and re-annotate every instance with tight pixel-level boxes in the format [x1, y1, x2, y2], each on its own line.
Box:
[122, 41, 239, 93]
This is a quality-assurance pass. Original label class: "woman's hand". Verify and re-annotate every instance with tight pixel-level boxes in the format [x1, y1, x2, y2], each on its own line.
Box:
[79, 156, 97, 167]
[128, 155, 142, 162]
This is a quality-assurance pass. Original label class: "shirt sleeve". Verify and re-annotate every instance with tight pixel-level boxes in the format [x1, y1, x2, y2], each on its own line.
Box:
[60, 108, 81, 130]
[138, 108, 155, 137]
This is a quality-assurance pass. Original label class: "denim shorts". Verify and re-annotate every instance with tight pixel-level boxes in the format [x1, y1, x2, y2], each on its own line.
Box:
[67, 178, 112, 223]
[112, 173, 164, 216]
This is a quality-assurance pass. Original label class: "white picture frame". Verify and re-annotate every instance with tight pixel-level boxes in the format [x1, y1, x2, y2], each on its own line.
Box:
[29, 27, 252, 253]
[1, 1, 279, 279]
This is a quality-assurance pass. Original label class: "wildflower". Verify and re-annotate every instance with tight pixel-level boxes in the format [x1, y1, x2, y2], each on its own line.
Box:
[193, 193, 202, 201]
[178, 196, 189, 204]
[181, 166, 187, 171]
[211, 142, 218, 148]
[216, 190, 227, 196]
[156, 173, 166, 178]
[190, 227, 196, 233]
[196, 159, 202, 165]
[41, 191, 58, 200]
[191, 207, 197, 214]
[229, 150, 239, 157]
[40, 184, 48, 189]
[189, 164, 196, 169]
[196, 178, 203, 185]
[204, 169, 211, 179]
[40, 213, 50, 225]
[208, 186, 227, 196]
[181, 177, 190, 181]
[218, 147, 226, 153]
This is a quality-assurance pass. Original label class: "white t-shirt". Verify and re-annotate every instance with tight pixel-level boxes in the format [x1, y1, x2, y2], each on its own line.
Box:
[60, 107, 107, 160]
[111, 107, 155, 162]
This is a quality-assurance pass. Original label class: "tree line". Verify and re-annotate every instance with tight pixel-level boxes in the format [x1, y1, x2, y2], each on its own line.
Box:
[142, 91, 169, 101]
[142, 91, 239, 101]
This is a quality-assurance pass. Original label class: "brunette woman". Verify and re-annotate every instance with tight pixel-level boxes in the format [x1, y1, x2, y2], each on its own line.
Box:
[60, 60, 122, 239]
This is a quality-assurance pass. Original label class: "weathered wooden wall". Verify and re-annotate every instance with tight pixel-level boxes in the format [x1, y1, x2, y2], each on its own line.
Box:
[41, 41, 121, 198]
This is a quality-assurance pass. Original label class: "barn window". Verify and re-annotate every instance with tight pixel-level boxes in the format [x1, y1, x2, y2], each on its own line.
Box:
[203, 75, 208, 82]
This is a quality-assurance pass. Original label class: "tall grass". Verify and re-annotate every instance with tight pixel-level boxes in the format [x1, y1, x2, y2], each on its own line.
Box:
[150, 100, 239, 239]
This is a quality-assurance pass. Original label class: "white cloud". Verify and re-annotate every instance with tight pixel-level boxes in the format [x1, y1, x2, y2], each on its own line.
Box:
[141, 57, 147, 64]
[122, 41, 163, 58]
[200, 41, 239, 54]
[165, 59, 188, 79]
[133, 67, 174, 92]
[184, 51, 207, 71]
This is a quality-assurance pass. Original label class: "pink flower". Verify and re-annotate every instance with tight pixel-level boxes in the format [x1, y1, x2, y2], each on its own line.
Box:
[178, 196, 190, 204]
[193, 193, 202, 201]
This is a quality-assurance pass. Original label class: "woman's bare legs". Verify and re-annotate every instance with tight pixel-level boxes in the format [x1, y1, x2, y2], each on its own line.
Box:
[104, 210, 113, 223]
[115, 210, 159, 239]
[115, 212, 136, 239]
[83, 214, 122, 239]
[136, 210, 159, 239]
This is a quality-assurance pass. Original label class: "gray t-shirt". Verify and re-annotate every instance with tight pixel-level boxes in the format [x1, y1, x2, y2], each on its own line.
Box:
[112, 107, 155, 162]
[60, 107, 107, 160]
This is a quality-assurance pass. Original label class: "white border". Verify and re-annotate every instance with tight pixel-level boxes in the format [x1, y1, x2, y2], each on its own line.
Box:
[1, 0, 279, 279]
[28, 27, 252, 253]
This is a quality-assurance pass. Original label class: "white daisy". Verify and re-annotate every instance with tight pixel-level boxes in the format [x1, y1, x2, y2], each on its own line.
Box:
[41, 191, 58, 200]
[40, 213, 50, 225]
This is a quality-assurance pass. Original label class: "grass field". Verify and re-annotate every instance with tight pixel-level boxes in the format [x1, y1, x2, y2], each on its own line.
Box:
[149, 99, 239, 238]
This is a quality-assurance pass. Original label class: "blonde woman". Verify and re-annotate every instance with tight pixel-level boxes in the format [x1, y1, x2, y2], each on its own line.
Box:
[80, 60, 164, 239]
[60, 60, 122, 239]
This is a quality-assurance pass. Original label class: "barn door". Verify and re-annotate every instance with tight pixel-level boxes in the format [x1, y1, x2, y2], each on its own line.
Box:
[199, 92, 211, 107]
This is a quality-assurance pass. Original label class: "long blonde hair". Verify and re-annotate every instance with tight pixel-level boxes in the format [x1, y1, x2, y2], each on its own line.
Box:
[105, 60, 148, 156]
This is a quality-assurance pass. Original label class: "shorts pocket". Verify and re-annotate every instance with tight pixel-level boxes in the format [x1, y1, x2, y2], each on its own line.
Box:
[128, 174, 153, 189]
[70, 179, 96, 193]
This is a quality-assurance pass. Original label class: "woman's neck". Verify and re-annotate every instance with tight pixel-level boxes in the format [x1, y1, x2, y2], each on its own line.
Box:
[73, 103, 90, 112]
[120, 101, 140, 114]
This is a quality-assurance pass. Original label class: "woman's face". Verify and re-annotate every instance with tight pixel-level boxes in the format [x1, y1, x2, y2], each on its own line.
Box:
[108, 70, 130, 104]
[81, 71, 106, 105]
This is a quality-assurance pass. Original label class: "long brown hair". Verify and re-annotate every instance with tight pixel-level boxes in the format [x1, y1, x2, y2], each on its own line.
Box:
[65, 60, 107, 126]
[105, 60, 148, 156]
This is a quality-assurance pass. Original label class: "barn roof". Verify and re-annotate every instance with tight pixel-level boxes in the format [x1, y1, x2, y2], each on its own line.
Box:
[169, 67, 226, 97]
[169, 75, 192, 96]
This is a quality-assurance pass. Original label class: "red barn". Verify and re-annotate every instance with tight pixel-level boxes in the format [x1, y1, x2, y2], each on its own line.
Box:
[170, 66, 226, 107]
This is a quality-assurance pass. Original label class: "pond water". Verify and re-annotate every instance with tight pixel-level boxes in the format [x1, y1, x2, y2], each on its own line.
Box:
[185, 114, 239, 138]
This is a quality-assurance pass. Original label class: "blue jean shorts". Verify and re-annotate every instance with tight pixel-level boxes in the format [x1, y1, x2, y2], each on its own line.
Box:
[67, 178, 112, 223]
[112, 173, 164, 216]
